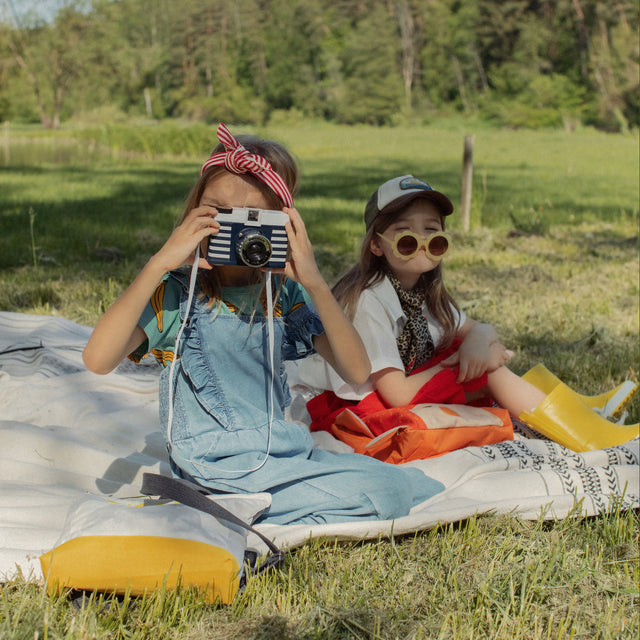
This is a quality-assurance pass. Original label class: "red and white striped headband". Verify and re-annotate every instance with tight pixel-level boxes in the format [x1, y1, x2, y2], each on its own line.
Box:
[200, 123, 294, 208]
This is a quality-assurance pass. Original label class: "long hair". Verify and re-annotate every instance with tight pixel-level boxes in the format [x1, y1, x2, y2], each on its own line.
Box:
[178, 135, 299, 304]
[332, 208, 460, 353]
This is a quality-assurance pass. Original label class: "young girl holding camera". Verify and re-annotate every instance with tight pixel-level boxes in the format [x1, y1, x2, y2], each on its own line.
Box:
[301, 174, 638, 453]
[83, 126, 444, 525]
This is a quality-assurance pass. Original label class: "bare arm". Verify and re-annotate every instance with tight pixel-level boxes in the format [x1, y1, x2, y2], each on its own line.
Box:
[280, 207, 370, 385]
[83, 206, 219, 374]
[371, 365, 444, 407]
[307, 284, 371, 386]
[373, 319, 513, 406]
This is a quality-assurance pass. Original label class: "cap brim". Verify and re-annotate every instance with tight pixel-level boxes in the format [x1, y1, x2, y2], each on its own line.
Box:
[380, 190, 453, 217]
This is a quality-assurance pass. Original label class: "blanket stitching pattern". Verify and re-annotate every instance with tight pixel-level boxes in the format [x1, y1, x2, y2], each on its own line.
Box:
[476, 440, 638, 513]
[482, 439, 561, 468]
[606, 445, 638, 466]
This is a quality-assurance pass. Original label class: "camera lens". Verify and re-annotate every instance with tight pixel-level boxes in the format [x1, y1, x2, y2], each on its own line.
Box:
[237, 230, 272, 267]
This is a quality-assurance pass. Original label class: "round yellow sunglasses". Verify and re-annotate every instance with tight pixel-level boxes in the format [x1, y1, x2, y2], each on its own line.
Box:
[377, 230, 451, 261]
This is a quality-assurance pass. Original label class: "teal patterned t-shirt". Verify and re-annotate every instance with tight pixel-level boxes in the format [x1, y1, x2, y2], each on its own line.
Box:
[129, 272, 312, 367]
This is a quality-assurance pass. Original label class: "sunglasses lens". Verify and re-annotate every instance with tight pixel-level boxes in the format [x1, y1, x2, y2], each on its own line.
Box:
[396, 234, 419, 256]
[428, 234, 449, 257]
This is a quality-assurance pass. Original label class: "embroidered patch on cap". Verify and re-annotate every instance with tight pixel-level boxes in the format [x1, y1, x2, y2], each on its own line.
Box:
[399, 176, 434, 192]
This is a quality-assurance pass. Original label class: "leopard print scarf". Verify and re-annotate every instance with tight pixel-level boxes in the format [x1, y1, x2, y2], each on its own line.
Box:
[385, 270, 434, 373]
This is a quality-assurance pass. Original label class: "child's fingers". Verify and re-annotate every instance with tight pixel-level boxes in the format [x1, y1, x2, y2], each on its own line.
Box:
[278, 206, 325, 287]
[184, 209, 220, 245]
[282, 208, 312, 257]
[283, 207, 309, 241]
[283, 206, 303, 226]
[180, 219, 218, 249]
[158, 209, 220, 271]
[456, 360, 469, 382]
[456, 359, 484, 383]
[440, 352, 459, 367]
[181, 207, 219, 237]
[190, 208, 220, 230]
[190, 204, 220, 217]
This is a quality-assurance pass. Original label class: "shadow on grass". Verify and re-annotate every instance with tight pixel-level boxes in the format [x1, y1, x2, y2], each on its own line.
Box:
[219, 609, 408, 640]
[298, 159, 459, 205]
[0, 164, 197, 271]
[1, 158, 637, 276]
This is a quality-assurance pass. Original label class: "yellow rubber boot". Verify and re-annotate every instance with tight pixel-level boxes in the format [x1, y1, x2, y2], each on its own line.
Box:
[522, 363, 637, 420]
[519, 382, 639, 452]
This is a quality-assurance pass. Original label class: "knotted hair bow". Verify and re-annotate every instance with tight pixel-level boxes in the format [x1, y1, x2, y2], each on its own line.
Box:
[200, 123, 294, 208]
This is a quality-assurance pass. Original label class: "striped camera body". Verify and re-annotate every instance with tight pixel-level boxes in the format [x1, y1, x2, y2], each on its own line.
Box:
[206, 207, 289, 269]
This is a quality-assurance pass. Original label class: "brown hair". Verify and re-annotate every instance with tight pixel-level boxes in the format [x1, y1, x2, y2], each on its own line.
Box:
[332, 209, 460, 354]
[178, 135, 299, 303]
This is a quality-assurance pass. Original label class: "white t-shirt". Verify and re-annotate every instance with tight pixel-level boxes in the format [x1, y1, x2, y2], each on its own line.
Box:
[296, 276, 466, 401]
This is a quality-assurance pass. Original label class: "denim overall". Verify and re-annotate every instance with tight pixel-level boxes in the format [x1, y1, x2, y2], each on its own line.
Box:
[159, 278, 444, 525]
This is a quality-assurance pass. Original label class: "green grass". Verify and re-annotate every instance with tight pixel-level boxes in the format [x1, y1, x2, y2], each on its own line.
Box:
[0, 121, 638, 639]
[2, 510, 638, 639]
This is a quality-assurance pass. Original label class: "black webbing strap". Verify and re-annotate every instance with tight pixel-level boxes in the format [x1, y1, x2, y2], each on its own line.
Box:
[141, 473, 284, 564]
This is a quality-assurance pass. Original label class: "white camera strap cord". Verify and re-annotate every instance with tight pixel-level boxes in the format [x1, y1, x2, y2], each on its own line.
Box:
[166, 247, 274, 476]
[165, 251, 200, 449]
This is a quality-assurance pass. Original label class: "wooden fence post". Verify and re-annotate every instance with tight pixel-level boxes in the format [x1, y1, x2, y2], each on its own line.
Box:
[144, 88, 152, 118]
[460, 134, 475, 231]
[2, 121, 9, 166]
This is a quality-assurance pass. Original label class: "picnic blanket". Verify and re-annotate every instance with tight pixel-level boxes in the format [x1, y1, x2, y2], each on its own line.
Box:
[1, 311, 638, 582]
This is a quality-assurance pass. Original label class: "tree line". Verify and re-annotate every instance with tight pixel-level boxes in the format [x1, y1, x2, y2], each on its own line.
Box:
[0, 0, 637, 132]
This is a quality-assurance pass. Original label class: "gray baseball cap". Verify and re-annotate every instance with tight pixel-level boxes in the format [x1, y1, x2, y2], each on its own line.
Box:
[364, 175, 453, 230]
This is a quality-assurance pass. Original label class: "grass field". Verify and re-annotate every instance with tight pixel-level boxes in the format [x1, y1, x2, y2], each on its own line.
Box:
[0, 121, 638, 639]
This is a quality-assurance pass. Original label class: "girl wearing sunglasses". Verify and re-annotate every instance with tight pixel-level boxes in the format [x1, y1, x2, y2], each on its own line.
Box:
[299, 175, 637, 453]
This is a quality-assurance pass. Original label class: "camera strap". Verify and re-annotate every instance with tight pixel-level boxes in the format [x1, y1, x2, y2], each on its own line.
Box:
[165, 249, 275, 477]
[166, 248, 200, 449]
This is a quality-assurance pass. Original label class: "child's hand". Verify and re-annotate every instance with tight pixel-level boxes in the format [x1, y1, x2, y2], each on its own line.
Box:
[270, 207, 325, 291]
[154, 206, 219, 272]
[442, 341, 514, 383]
[487, 342, 514, 371]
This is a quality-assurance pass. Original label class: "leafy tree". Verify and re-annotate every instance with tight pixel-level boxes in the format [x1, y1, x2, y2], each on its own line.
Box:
[475, 0, 530, 71]
[486, 73, 586, 130]
[586, 0, 639, 130]
[337, 2, 404, 125]
[1, 0, 92, 128]
[261, 0, 327, 117]
[419, 0, 486, 113]
[0, 0, 636, 131]
[69, 0, 166, 117]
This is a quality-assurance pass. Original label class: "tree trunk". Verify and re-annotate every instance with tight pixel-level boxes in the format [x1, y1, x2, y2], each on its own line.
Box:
[570, 0, 590, 82]
[452, 56, 470, 112]
[6, 36, 54, 128]
[473, 47, 489, 92]
[395, 0, 416, 114]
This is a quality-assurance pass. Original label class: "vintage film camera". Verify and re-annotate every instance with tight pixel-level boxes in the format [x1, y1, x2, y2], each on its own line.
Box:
[206, 207, 289, 269]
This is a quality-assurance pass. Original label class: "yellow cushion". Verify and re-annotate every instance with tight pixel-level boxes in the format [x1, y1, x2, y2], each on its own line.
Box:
[39, 492, 271, 604]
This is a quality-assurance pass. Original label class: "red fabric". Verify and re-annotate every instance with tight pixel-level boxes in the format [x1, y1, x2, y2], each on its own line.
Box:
[306, 339, 513, 463]
[307, 338, 490, 436]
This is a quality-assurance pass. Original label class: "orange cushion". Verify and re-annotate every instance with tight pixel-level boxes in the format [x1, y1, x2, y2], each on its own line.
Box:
[331, 403, 513, 463]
